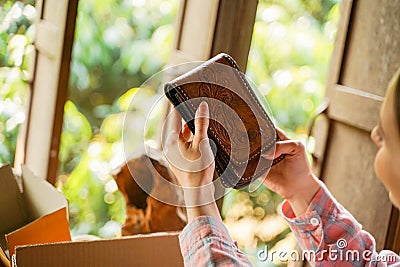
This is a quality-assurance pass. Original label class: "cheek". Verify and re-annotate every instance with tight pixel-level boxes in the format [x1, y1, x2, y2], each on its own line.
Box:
[374, 147, 400, 205]
[374, 148, 394, 188]
[389, 192, 400, 209]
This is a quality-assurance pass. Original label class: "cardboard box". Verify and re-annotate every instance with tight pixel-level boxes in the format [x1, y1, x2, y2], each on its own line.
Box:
[0, 164, 71, 260]
[13, 232, 184, 267]
[1, 164, 184, 266]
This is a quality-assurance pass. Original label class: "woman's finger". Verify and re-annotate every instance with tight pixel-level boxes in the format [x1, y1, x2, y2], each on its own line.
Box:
[262, 140, 305, 159]
[193, 101, 210, 148]
[276, 127, 290, 141]
[166, 108, 184, 146]
[182, 123, 192, 142]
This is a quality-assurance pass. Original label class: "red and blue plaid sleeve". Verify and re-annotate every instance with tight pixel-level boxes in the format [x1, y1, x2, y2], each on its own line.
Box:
[179, 216, 253, 267]
[281, 182, 400, 266]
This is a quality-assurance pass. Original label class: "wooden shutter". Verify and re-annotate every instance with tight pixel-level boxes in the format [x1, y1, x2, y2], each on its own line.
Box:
[14, 0, 78, 183]
[312, 0, 400, 250]
[170, 0, 257, 70]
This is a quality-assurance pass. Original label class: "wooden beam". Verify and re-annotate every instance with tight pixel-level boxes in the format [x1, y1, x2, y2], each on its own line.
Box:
[47, 0, 79, 184]
[17, 0, 79, 183]
[211, 0, 258, 71]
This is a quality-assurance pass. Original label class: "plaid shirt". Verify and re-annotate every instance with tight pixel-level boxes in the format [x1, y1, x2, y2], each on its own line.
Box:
[179, 182, 400, 267]
[179, 216, 253, 266]
[282, 182, 400, 266]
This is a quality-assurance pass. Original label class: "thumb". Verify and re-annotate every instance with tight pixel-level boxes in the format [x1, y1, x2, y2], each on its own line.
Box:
[193, 101, 209, 148]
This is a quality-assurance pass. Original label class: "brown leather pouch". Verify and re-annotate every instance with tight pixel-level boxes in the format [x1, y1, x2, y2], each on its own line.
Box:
[164, 53, 284, 189]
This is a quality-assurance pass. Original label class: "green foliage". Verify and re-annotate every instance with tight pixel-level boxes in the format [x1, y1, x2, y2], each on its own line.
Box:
[0, 1, 35, 165]
[58, 100, 93, 174]
[247, 0, 339, 132]
[29, 0, 177, 236]
[58, 0, 178, 236]
[60, 132, 126, 237]
[68, 0, 178, 128]
[59, 86, 162, 236]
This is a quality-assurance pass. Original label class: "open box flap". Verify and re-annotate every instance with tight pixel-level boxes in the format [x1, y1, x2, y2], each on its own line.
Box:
[20, 165, 68, 220]
[6, 208, 71, 257]
[0, 165, 28, 255]
[0, 165, 70, 258]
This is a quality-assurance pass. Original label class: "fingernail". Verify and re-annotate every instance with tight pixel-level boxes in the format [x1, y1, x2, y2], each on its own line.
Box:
[196, 101, 208, 117]
[199, 101, 208, 109]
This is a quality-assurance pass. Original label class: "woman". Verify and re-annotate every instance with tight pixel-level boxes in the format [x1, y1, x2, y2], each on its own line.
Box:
[164, 68, 400, 266]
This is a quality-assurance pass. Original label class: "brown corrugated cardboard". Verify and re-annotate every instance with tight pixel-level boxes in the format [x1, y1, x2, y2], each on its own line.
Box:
[1, 164, 184, 266]
[13, 232, 184, 267]
[0, 164, 71, 260]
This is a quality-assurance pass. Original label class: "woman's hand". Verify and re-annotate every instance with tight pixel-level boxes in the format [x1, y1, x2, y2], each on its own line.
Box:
[262, 129, 321, 216]
[164, 101, 319, 217]
[165, 101, 215, 188]
[164, 102, 221, 222]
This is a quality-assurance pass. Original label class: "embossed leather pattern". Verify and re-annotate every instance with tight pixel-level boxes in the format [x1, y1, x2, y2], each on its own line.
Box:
[164, 53, 284, 188]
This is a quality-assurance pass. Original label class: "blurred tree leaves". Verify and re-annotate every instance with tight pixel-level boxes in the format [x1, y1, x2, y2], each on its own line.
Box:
[59, 87, 160, 237]
[247, 0, 339, 132]
[58, 100, 93, 174]
[0, 1, 35, 165]
[59, 0, 178, 236]
[68, 0, 177, 128]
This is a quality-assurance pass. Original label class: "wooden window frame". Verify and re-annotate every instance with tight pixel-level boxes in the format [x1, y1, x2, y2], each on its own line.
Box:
[14, 0, 79, 184]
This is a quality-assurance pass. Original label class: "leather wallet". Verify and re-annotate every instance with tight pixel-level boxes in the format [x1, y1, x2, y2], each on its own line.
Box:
[164, 53, 284, 189]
